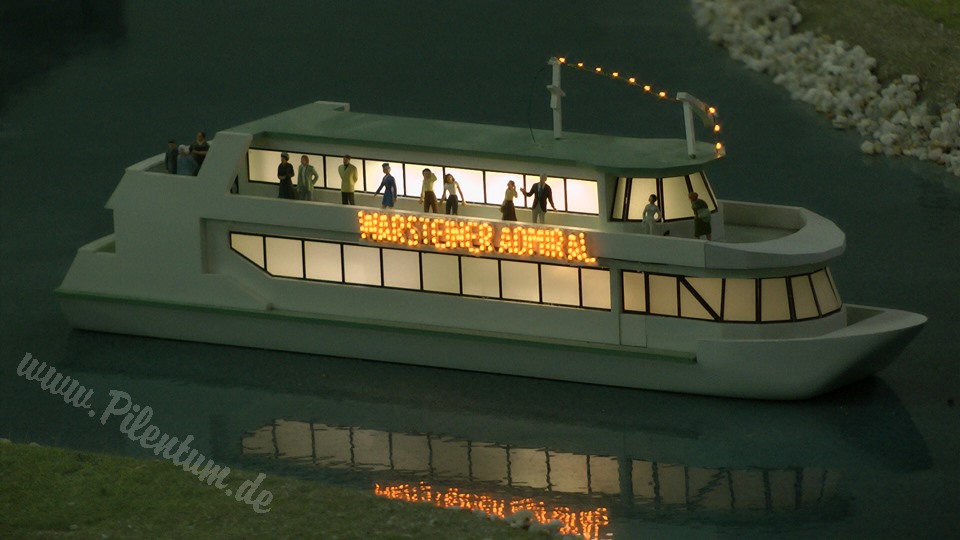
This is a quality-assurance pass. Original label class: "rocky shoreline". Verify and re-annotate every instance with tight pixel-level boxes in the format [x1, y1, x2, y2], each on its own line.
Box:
[691, 0, 960, 176]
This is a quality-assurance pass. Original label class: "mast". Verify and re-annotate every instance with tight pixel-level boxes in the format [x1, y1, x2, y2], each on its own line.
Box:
[676, 92, 719, 158]
[547, 57, 566, 139]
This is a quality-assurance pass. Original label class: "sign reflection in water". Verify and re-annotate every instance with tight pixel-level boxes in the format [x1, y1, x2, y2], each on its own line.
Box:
[243, 419, 841, 539]
[374, 482, 608, 539]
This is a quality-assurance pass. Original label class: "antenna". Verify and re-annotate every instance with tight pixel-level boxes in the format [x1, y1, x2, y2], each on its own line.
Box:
[547, 57, 566, 139]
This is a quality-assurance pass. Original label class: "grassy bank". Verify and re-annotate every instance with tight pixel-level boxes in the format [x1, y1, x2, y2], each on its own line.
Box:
[0, 443, 530, 539]
[795, 0, 960, 104]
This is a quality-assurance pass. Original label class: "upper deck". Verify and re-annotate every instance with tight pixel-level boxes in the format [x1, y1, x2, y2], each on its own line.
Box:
[118, 101, 843, 275]
[228, 101, 721, 178]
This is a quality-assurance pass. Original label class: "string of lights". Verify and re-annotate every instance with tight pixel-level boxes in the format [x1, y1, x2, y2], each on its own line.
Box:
[554, 56, 724, 155]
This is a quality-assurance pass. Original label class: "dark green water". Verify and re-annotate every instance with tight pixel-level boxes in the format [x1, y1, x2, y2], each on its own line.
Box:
[2, 1, 958, 538]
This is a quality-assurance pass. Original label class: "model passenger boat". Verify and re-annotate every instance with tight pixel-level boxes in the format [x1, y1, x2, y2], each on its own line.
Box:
[57, 90, 926, 399]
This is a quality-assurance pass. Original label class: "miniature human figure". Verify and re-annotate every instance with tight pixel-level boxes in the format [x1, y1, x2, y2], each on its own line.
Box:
[164, 140, 178, 174]
[189, 131, 209, 170]
[641, 194, 661, 234]
[522, 174, 556, 224]
[375, 163, 397, 208]
[501, 180, 518, 221]
[689, 191, 711, 240]
[297, 155, 319, 201]
[441, 173, 466, 215]
[277, 152, 296, 199]
[419, 168, 439, 213]
[176, 145, 197, 176]
[338, 155, 358, 205]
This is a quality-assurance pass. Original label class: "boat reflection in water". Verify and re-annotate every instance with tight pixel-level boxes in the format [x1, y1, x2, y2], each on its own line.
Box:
[244, 420, 615, 538]
[47, 335, 928, 539]
[242, 414, 844, 539]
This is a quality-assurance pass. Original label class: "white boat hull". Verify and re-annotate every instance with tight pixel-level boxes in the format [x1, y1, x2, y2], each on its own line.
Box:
[55, 290, 925, 400]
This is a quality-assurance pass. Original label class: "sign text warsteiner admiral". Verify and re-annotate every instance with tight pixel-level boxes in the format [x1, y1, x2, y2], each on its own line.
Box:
[357, 211, 596, 263]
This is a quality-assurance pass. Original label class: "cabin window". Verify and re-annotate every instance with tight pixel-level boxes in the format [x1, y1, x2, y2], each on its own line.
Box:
[626, 178, 657, 220]
[265, 237, 303, 278]
[524, 175, 566, 212]
[407, 163, 445, 198]
[232, 232, 610, 310]
[612, 179, 627, 221]
[246, 148, 600, 215]
[622, 271, 647, 312]
[541, 265, 580, 306]
[421, 253, 460, 294]
[343, 245, 381, 286]
[648, 275, 679, 317]
[230, 233, 264, 268]
[485, 171, 516, 206]
[620, 269, 843, 323]
[791, 275, 819, 320]
[664, 176, 696, 220]
[811, 269, 841, 314]
[304, 241, 342, 282]
[684, 277, 722, 316]
[611, 172, 718, 222]
[760, 278, 791, 322]
[501, 261, 540, 302]
[461, 258, 500, 298]
[566, 179, 600, 214]
[680, 278, 716, 320]
[364, 161, 407, 197]
[723, 278, 757, 322]
[382, 249, 421, 290]
[445, 167, 485, 203]
[689, 172, 717, 212]
[580, 268, 612, 310]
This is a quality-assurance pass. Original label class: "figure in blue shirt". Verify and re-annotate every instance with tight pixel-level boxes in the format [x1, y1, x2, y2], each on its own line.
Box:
[375, 163, 397, 208]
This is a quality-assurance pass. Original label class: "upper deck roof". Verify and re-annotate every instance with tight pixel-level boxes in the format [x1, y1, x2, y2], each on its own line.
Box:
[226, 101, 722, 177]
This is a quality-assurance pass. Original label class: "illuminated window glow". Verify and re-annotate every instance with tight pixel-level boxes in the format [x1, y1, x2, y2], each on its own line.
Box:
[232, 232, 843, 323]
[245, 416, 840, 524]
[501, 261, 540, 302]
[622, 271, 646, 312]
[811, 269, 841, 314]
[760, 278, 791, 322]
[580, 268, 612, 310]
[247, 149, 599, 215]
[648, 275, 679, 316]
[461, 258, 500, 298]
[791, 275, 819, 320]
[230, 233, 264, 267]
[343, 245, 381, 285]
[231, 232, 609, 310]
[621, 269, 842, 323]
[541, 265, 580, 306]
[305, 241, 342, 282]
[265, 237, 303, 278]
[723, 278, 757, 322]
[611, 172, 718, 222]
[422, 253, 460, 294]
[383, 249, 420, 290]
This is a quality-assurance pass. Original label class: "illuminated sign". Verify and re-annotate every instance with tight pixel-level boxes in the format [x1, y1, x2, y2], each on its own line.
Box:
[374, 481, 608, 539]
[357, 211, 596, 263]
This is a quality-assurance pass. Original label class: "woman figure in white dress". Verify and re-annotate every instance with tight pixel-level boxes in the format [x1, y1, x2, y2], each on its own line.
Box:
[641, 194, 661, 234]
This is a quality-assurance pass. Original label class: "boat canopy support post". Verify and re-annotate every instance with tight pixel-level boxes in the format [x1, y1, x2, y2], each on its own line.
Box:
[547, 57, 566, 140]
[676, 92, 715, 158]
